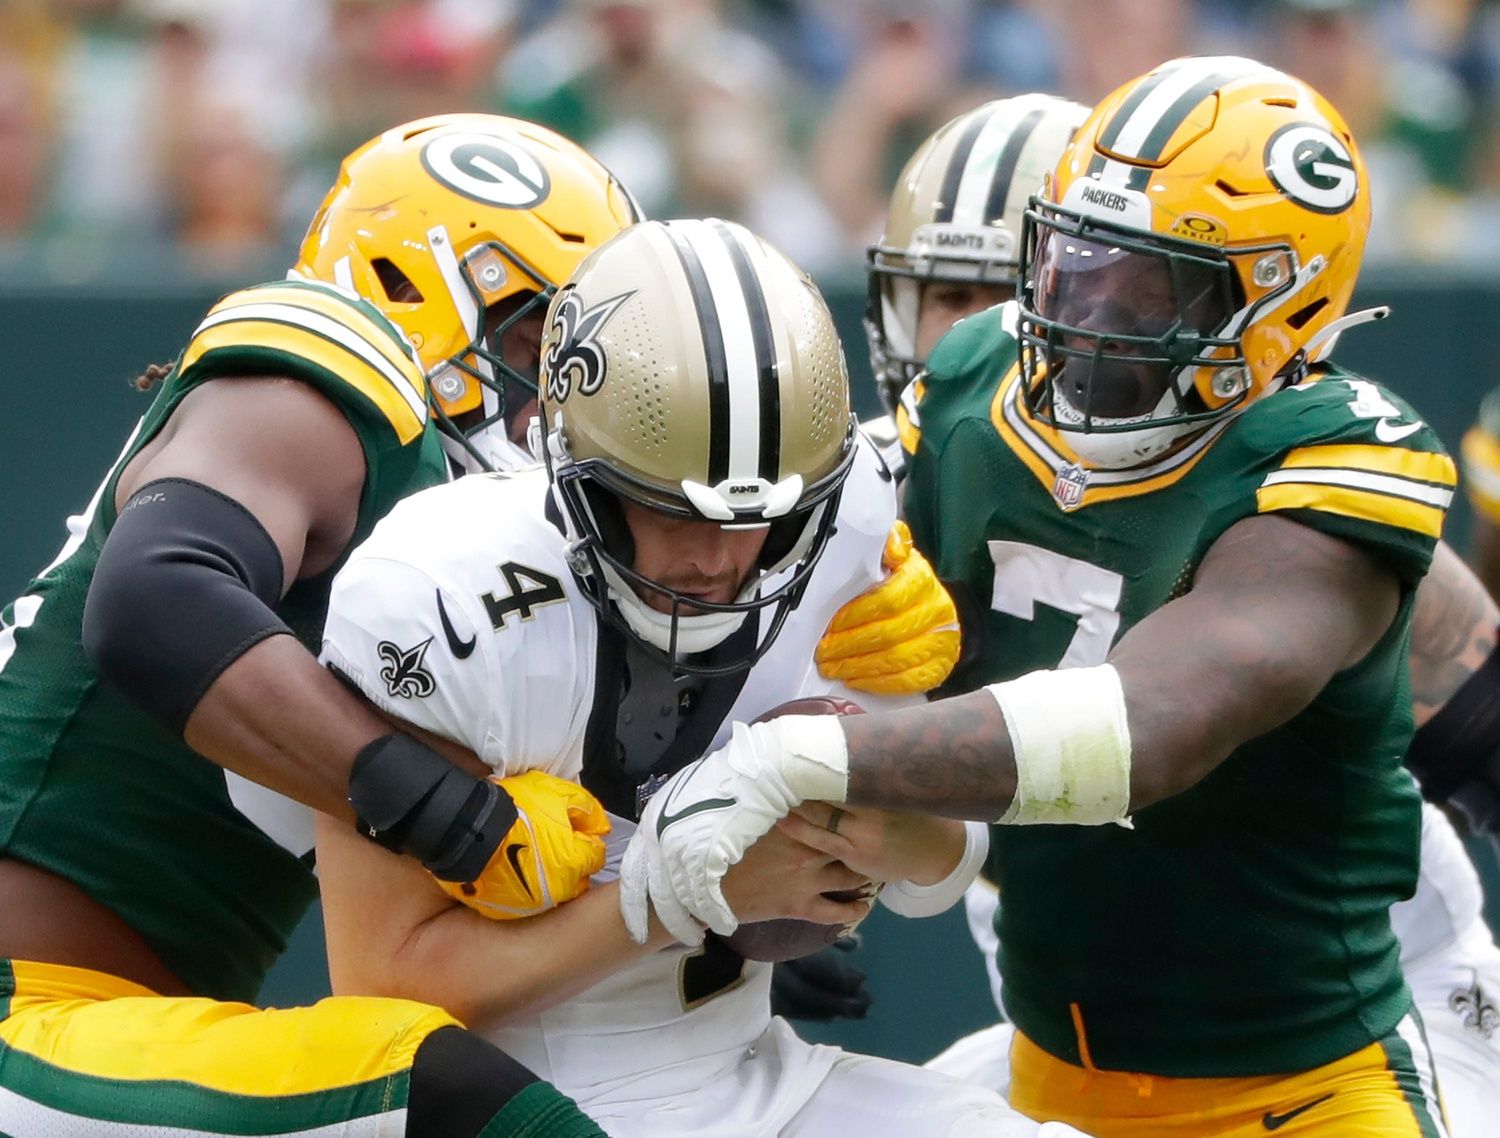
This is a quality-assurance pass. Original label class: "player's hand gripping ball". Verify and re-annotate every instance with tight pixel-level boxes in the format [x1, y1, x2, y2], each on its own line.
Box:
[723, 696, 881, 962]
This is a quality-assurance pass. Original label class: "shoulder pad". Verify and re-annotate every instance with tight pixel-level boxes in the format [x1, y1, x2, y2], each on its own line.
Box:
[179, 280, 430, 445]
[322, 470, 597, 774]
[1235, 372, 1456, 583]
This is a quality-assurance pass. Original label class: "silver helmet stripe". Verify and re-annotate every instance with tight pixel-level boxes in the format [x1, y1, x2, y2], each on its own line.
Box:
[952, 104, 1043, 227]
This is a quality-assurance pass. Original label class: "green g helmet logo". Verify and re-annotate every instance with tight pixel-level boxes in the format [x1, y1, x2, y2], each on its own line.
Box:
[1264, 123, 1359, 215]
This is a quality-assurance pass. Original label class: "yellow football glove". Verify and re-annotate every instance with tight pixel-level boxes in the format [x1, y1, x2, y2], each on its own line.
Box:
[816, 520, 961, 695]
[435, 770, 610, 919]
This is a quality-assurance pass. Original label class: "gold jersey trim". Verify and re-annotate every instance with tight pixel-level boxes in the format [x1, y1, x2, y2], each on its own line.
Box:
[1258, 443, 1456, 538]
[182, 287, 428, 443]
[988, 368, 1232, 508]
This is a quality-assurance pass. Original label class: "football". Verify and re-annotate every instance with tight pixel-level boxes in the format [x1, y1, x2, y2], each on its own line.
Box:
[723, 695, 874, 963]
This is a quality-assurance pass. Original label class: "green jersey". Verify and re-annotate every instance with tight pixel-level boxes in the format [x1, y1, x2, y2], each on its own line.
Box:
[0, 281, 448, 1002]
[905, 306, 1456, 1077]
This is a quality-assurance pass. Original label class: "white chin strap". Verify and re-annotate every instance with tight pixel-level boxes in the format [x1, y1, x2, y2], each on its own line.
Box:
[441, 418, 538, 475]
[1051, 386, 1201, 470]
[600, 561, 752, 655]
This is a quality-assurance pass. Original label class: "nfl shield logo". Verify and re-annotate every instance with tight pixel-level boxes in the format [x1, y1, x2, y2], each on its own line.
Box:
[1052, 463, 1088, 511]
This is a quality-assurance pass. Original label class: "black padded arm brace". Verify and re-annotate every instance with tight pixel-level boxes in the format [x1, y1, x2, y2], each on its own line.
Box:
[348, 734, 519, 882]
[83, 478, 292, 736]
[1406, 633, 1500, 833]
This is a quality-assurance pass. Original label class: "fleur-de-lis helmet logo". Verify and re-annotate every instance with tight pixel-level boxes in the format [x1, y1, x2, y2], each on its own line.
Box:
[543, 287, 635, 404]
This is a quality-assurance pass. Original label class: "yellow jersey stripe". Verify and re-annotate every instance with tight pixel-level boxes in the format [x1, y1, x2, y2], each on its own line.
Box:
[210, 283, 421, 373]
[193, 296, 428, 423]
[206, 286, 428, 413]
[180, 319, 425, 443]
[1256, 481, 1447, 539]
[1279, 444, 1456, 488]
[896, 403, 921, 456]
[1261, 467, 1454, 510]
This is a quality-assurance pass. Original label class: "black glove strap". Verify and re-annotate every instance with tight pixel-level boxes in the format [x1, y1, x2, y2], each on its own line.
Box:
[348, 734, 519, 882]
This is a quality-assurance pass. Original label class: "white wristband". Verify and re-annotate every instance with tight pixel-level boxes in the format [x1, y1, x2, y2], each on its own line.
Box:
[986, 664, 1133, 826]
[761, 715, 850, 804]
[880, 820, 990, 918]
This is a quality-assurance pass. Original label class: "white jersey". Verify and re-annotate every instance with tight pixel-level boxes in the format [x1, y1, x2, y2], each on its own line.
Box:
[321, 440, 903, 1093]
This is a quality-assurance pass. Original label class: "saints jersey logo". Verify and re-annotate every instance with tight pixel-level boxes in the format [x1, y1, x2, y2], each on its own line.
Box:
[543, 287, 634, 404]
[1450, 976, 1498, 1039]
[377, 638, 437, 699]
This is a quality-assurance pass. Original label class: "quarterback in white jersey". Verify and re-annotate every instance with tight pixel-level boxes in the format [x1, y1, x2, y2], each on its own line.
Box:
[315, 219, 1087, 1138]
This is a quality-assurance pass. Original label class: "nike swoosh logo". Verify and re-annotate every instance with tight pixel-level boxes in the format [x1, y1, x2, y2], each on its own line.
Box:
[504, 842, 534, 901]
[652, 766, 738, 837]
[436, 589, 476, 659]
[655, 796, 739, 836]
[1262, 1093, 1334, 1130]
[1374, 418, 1423, 443]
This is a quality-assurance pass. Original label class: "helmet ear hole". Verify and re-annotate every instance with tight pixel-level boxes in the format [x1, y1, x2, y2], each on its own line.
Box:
[1287, 297, 1328, 331]
[759, 508, 813, 571]
[372, 258, 423, 303]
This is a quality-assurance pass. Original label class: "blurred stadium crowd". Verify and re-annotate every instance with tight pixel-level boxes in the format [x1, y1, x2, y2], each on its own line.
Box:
[2, 0, 1498, 285]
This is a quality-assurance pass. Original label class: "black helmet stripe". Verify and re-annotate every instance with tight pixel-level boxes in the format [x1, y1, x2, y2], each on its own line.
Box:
[710, 220, 781, 482]
[663, 222, 732, 484]
[933, 111, 990, 225]
[983, 107, 1047, 227]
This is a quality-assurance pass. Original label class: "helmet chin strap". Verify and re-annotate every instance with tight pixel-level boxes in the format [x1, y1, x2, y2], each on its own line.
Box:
[1052, 385, 1202, 470]
[1305, 306, 1390, 362]
[599, 562, 751, 655]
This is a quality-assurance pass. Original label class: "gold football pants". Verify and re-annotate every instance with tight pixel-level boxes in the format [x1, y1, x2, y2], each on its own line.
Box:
[0, 957, 460, 1136]
[1009, 1014, 1449, 1137]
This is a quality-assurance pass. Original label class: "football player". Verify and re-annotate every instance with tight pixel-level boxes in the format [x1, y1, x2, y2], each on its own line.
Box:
[312, 218, 1085, 1138]
[628, 57, 1462, 1135]
[775, 92, 1091, 1026]
[852, 97, 1500, 1138]
[0, 114, 640, 1137]
[861, 93, 1090, 478]
[1461, 391, 1500, 599]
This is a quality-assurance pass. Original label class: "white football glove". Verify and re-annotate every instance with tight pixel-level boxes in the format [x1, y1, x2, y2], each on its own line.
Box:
[619, 714, 851, 939]
[619, 811, 706, 947]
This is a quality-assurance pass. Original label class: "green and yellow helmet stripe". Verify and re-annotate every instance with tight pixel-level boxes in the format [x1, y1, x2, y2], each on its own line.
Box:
[1087, 56, 1274, 190]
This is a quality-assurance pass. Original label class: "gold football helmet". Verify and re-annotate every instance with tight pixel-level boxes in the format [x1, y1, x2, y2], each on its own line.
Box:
[867, 94, 1088, 411]
[294, 113, 642, 472]
[1018, 56, 1372, 469]
[539, 218, 857, 674]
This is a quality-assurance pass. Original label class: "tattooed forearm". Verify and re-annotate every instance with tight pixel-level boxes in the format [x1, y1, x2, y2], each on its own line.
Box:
[842, 691, 1015, 819]
[1409, 542, 1500, 726]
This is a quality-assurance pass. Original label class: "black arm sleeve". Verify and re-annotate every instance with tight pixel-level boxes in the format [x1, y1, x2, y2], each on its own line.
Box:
[82, 477, 291, 736]
[1405, 634, 1500, 833]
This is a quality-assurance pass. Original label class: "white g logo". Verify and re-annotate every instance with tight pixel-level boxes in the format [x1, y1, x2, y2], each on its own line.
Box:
[1264, 124, 1358, 215]
[421, 134, 551, 208]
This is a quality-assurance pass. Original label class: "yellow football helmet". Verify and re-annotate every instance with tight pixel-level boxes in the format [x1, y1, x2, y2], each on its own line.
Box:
[867, 93, 1088, 412]
[294, 113, 642, 472]
[539, 218, 857, 675]
[1017, 56, 1372, 469]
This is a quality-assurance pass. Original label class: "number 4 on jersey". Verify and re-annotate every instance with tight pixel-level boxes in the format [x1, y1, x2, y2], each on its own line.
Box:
[481, 561, 565, 628]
